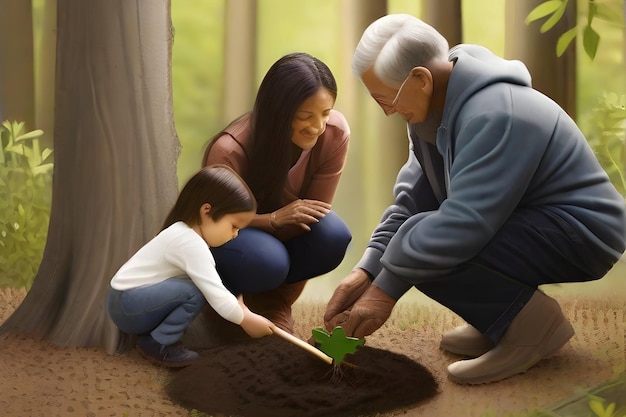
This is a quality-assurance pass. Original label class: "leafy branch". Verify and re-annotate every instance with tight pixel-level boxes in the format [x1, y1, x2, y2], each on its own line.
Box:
[525, 0, 623, 59]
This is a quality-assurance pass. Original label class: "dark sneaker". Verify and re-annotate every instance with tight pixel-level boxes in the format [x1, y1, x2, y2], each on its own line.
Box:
[136, 335, 199, 368]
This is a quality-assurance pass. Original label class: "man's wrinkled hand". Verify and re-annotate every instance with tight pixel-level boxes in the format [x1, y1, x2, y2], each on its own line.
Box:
[332, 285, 396, 339]
[323, 269, 371, 331]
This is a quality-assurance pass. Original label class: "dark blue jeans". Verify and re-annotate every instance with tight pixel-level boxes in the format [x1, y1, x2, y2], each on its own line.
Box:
[210, 210, 352, 294]
[412, 207, 617, 343]
[107, 277, 205, 346]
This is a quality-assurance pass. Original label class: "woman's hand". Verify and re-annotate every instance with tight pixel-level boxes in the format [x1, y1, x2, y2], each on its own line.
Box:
[270, 199, 331, 232]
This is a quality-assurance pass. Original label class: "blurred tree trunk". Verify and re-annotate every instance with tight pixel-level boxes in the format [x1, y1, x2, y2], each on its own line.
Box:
[0, 0, 35, 129]
[34, 0, 57, 152]
[221, 0, 257, 125]
[422, 0, 463, 46]
[334, 0, 406, 275]
[505, 0, 577, 118]
[0, 0, 180, 354]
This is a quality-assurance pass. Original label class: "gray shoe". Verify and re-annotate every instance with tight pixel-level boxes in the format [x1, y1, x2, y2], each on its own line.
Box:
[447, 290, 574, 385]
[440, 324, 495, 357]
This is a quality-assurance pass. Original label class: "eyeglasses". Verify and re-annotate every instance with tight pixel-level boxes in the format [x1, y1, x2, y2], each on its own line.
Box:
[377, 73, 411, 116]
[391, 73, 412, 109]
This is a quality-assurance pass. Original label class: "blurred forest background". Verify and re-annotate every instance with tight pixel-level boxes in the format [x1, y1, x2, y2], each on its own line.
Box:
[1, 0, 625, 305]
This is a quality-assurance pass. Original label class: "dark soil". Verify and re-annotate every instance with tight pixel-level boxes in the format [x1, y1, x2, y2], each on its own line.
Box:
[165, 336, 439, 417]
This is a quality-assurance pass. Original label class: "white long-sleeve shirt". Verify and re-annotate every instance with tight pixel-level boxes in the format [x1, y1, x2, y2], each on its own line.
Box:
[110, 221, 244, 324]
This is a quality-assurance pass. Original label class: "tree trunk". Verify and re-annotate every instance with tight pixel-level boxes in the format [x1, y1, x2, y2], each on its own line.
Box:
[0, 0, 180, 354]
[34, 0, 57, 152]
[334, 0, 407, 274]
[505, 0, 577, 118]
[0, 0, 35, 129]
[221, 0, 257, 125]
[422, 0, 463, 46]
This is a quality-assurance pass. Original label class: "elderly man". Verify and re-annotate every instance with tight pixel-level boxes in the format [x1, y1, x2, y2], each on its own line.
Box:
[324, 14, 626, 384]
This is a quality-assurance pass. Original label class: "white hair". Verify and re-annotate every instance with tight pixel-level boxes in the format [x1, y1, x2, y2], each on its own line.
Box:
[352, 14, 449, 87]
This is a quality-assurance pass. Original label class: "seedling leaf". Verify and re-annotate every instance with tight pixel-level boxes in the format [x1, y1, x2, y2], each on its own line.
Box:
[311, 326, 364, 365]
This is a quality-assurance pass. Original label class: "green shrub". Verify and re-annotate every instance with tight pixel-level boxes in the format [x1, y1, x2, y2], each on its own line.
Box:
[581, 93, 626, 196]
[0, 120, 53, 289]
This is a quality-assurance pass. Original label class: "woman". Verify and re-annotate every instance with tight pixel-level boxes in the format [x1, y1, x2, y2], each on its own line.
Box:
[203, 52, 352, 334]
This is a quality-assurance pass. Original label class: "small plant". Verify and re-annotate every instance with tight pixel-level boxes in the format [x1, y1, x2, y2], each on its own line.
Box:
[0, 120, 53, 289]
[311, 326, 364, 366]
[588, 394, 626, 417]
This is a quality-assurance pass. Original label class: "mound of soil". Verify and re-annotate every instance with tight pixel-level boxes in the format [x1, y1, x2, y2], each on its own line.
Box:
[165, 336, 439, 417]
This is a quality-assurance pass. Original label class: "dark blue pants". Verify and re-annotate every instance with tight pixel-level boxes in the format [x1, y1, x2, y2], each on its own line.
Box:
[413, 207, 617, 343]
[210, 210, 352, 294]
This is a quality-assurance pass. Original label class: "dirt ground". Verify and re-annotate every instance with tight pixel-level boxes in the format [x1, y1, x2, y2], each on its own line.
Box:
[1, 286, 625, 417]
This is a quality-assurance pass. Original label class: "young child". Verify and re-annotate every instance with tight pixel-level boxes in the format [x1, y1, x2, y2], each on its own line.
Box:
[107, 165, 274, 367]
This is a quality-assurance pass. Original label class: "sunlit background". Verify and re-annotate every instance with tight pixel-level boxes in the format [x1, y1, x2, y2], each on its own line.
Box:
[7, 0, 623, 304]
[168, 0, 625, 304]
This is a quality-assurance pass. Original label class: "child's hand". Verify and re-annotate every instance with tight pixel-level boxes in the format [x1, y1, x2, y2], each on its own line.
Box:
[240, 309, 274, 338]
[238, 296, 273, 338]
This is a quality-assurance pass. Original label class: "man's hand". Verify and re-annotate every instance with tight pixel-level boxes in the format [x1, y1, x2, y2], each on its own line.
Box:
[333, 284, 396, 339]
[323, 269, 372, 331]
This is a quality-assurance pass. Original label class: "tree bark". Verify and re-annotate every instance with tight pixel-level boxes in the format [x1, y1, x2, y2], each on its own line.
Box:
[505, 0, 577, 118]
[0, 0, 35, 129]
[0, 0, 180, 354]
[422, 0, 463, 46]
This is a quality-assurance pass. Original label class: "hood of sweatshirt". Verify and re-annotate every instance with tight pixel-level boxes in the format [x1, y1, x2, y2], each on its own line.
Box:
[440, 45, 532, 141]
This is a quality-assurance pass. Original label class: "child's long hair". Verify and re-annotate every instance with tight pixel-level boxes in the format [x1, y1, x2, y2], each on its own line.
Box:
[162, 165, 257, 230]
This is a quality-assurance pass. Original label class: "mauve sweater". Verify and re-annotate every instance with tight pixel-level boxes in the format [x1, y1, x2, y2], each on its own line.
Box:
[204, 110, 350, 206]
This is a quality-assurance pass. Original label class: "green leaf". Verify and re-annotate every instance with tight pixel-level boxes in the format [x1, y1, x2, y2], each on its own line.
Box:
[14, 129, 44, 142]
[311, 326, 364, 365]
[525, 0, 562, 24]
[583, 25, 600, 60]
[1, 120, 13, 131]
[588, 398, 605, 416]
[540, 0, 568, 33]
[7, 144, 26, 157]
[556, 26, 578, 56]
[605, 402, 615, 417]
[41, 148, 53, 162]
[32, 163, 54, 176]
[5, 121, 24, 138]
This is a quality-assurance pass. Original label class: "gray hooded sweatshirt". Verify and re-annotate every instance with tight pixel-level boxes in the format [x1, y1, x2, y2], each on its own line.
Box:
[356, 45, 626, 299]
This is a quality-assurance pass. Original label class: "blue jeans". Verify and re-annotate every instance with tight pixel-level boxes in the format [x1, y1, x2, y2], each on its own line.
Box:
[210, 210, 352, 294]
[409, 207, 617, 343]
[107, 277, 205, 346]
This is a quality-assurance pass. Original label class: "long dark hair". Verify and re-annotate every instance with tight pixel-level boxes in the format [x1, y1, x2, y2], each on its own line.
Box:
[206, 52, 337, 213]
[162, 165, 256, 230]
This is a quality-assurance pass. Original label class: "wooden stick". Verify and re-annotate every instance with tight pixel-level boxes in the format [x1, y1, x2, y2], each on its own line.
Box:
[271, 326, 333, 365]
